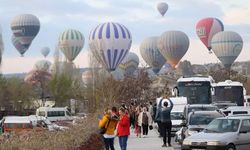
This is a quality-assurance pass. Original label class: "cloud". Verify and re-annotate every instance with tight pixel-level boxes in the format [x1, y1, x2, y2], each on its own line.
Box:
[223, 6, 250, 25]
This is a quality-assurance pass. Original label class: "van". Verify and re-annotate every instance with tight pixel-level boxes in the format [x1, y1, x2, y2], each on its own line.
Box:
[221, 106, 250, 116]
[36, 107, 73, 122]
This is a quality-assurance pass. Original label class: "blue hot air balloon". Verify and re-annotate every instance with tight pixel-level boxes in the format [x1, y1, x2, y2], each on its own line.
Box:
[140, 36, 166, 74]
[89, 22, 132, 72]
[41, 47, 50, 58]
[11, 14, 40, 48]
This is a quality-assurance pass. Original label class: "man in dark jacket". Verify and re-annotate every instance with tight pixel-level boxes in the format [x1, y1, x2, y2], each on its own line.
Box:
[154, 97, 163, 137]
[160, 98, 173, 147]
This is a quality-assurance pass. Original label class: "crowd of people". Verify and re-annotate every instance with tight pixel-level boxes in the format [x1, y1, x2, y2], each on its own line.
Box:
[98, 95, 174, 150]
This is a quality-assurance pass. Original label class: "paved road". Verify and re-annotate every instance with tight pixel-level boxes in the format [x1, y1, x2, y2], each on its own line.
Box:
[114, 128, 181, 150]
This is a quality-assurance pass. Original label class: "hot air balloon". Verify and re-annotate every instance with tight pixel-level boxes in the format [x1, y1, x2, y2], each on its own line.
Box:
[211, 31, 243, 69]
[158, 31, 189, 68]
[157, 2, 168, 16]
[34, 60, 51, 72]
[196, 17, 224, 52]
[119, 52, 139, 76]
[11, 14, 40, 48]
[58, 29, 84, 62]
[140, 36, 166, 74]
[89, 22, 132, 72]
[41, 47, 50, 58]
[11, 35, 29, 56]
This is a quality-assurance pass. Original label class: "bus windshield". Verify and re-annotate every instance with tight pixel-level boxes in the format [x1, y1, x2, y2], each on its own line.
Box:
[178, 81, 211, 104]
[213, 86, 243, 106]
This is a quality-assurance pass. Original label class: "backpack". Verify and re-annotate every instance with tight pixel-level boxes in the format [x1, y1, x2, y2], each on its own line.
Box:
[142, 112, 148, 125]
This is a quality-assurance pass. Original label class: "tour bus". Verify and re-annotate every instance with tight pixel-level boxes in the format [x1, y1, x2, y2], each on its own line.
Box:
[212, 80, 245, 106]
[36, 107, 73, 122]
[172, 75, 214, 104]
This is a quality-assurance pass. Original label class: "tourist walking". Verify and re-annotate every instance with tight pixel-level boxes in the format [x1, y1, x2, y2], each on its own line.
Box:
[138, 107, 152, 137]
[160, 97, 173, 147]
[117, 107, 130, 150]
[134, 106, 142, 137]
[99, 108, 118, 150]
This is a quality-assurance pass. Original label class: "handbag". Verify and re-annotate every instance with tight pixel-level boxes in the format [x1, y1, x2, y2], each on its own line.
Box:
[99, 119, 110, 134]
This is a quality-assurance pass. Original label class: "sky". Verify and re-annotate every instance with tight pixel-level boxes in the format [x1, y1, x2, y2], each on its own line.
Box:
[0, 0, 250, 74]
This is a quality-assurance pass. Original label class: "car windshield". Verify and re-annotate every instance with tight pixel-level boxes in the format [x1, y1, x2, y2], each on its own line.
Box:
[205, 119, 240, 133]
[171, 112, 183, 120]
[189, 113, 223, 125]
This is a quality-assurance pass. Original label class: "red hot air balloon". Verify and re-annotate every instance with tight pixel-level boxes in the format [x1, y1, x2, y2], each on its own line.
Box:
[196, 17, 224, 53]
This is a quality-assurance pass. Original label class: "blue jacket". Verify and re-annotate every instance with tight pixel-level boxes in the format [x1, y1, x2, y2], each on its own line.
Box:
[160, 99, 173, 123]
[154, 98, 163, 122]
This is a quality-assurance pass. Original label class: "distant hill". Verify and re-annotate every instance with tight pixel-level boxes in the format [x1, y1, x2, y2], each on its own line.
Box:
[3, 73, 26, 79]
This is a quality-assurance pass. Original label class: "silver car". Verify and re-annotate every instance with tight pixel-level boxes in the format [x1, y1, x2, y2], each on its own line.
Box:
[176, 111, 224, 144]
[182, 115, 250, 150]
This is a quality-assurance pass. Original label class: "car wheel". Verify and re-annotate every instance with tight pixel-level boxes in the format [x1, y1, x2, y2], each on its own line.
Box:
[226, 144, 235, 150]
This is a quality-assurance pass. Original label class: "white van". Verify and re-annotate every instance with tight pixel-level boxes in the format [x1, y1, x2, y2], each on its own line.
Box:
[36, 107, 73, 122]
[221, 106, 250, 116]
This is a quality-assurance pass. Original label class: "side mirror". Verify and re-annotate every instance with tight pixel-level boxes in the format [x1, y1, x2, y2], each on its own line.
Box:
[239, 130, 248, 134]
[211, 87, 215, 95]
[172, 87, 178, 97]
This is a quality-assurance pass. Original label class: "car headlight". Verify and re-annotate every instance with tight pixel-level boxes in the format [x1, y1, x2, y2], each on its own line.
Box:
[183, 140, 192, 145]
[187, 130, 198, 136]
[207, 141, 225, 146]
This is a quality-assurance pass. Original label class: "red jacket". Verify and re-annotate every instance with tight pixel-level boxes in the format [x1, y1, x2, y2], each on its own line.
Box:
[117, 114, 130, 137]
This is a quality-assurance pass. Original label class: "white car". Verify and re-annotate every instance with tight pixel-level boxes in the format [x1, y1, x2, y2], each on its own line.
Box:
[182, 115, 250, 150]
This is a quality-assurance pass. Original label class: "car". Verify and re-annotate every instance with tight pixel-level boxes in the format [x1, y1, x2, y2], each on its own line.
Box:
[220, 106, 250, 116]
[182, 115, 250, 150]
[36, 107, 74, 122]
[171, 111, 184, 135]
[176, 110, 224, 144]
[183, 104, 218, 123]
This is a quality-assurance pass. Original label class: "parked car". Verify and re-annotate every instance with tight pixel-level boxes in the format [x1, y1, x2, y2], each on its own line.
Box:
[183, 104, 218, 123]
[171, 111, 184, 135]
[221, 106, 250, 116]
[182, 115, 250, 150]
[176, 110, 224, 144]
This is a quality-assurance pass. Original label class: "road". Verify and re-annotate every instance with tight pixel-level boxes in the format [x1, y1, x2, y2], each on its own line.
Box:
[114, 127, 181, 150]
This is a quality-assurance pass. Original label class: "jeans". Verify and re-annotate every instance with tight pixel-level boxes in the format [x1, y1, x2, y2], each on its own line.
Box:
[142, 124, 149, 135]
[118, 136, 128, 150]
[161, 121, 172, 145]
[104, 137, 115, 150]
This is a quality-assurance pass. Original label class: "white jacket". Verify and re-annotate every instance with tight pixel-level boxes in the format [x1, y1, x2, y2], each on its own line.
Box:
[138, 111, 153, 126]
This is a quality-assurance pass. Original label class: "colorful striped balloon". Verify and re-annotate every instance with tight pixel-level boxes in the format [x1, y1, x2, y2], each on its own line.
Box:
[58, 29, 84, 62]
[89, 22, 132, 72]
[140, 36, 166, 74]
[196, 17, 224, 52]
[211, 31, 243, 69]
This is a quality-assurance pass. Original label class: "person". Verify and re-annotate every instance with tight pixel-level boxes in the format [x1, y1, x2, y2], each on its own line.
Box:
[160, 97, 173, 147]
[117, 107, 130, 150]
[134, 106, 142, 137]
[148, 101, 154, 119]
[129, 102, 136, 129]
[138, 107, 153, 137]
[155, 97, 163, 137]
[99, 108, 118, 150]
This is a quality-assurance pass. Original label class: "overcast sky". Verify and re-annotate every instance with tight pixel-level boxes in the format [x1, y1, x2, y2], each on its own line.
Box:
[0, 0, 250, 73]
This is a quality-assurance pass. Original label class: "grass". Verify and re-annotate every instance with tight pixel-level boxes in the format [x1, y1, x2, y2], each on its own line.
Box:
[0, 114, 104, 150]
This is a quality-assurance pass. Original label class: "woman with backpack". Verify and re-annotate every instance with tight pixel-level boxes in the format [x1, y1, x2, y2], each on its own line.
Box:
[99, 107, 118, 150]
[138, 107, 153, 137]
